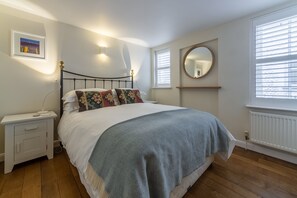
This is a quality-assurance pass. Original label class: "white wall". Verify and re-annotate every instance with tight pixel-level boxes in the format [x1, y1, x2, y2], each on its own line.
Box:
[180, 39, 219, 116]
[217, 17, 250, 140]
[151, 3, 297, 143]
[0, 6, 151, 154]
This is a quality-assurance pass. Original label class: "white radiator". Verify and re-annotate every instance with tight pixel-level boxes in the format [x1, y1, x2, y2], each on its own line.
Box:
[250, 111, 297, 154]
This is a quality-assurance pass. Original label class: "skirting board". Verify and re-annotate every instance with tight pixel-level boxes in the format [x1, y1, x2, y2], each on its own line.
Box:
[236, 140, 297, 165]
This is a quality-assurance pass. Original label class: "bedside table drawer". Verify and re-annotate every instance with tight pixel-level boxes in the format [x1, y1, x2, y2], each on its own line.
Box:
[14, 120, 46, 136]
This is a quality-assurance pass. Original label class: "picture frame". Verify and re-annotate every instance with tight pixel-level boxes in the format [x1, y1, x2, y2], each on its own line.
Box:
[11, 31, 45, 59]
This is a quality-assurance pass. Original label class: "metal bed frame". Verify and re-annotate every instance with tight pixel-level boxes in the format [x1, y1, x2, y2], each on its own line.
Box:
[59, 61, 134, 116]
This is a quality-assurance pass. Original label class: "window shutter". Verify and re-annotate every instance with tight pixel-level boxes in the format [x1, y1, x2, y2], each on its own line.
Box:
[255, 14, 297, 99]
[155, 49, 171, 87]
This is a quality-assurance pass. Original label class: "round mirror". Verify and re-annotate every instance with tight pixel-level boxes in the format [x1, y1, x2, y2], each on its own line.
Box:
[184, 46, 213, 79]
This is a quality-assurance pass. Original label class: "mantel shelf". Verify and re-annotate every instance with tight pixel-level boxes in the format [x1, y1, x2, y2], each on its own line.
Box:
[176, 86, 221, 89]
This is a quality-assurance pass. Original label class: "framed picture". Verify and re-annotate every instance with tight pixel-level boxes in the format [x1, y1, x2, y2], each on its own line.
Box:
[11, 31, 45, 59]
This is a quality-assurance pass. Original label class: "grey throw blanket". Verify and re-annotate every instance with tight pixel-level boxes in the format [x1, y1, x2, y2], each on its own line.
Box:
[88, 109, 230, 198]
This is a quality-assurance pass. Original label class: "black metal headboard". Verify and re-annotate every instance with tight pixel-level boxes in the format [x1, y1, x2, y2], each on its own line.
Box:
[59, 61, 134, 116]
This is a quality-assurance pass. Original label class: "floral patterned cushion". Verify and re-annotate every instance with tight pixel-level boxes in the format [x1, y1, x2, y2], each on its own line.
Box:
[115, 89, 143, 104]
[76, 90, 115, 112]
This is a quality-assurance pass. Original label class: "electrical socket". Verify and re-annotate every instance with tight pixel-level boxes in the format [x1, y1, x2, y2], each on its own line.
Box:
[244, 130, 249, 140]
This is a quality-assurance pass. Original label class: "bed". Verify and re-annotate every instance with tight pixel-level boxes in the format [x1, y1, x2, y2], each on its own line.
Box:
[57, 61, 235, 198]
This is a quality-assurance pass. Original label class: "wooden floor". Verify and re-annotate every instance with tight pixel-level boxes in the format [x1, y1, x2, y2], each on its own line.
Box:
[0, 147, 297, 198]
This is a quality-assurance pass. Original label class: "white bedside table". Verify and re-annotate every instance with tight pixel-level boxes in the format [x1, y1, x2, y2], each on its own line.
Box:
[1, 111, 57, 174]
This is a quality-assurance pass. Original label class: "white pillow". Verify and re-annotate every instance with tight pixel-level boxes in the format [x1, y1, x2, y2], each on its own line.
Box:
[63, 102, 79, 112]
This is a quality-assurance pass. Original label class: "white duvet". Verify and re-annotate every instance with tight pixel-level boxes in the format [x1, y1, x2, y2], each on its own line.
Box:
[58, 103, 184, 173]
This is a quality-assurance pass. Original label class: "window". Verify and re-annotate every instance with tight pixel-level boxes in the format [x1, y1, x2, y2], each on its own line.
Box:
[251, 6, 297, 109]
[154, 49, 171, 88]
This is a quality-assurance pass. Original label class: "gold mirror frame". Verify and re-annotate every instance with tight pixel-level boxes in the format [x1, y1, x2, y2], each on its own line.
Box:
[183, 46, 214, 79]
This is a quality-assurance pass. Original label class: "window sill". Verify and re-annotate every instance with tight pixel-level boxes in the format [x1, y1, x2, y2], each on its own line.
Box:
[246, 104, 297, 112]
[151, 87, 172, 89]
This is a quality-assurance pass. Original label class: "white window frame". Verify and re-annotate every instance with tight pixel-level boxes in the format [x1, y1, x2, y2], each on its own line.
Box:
[250, 5, 297, 110]
[154, 48, 171, 88]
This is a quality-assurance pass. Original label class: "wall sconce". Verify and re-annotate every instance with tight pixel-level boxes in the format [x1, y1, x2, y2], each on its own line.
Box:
[99, 46, 107, 55]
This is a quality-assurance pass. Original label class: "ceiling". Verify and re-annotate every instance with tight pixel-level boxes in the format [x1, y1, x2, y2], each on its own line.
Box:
[0, 0, 294, 47]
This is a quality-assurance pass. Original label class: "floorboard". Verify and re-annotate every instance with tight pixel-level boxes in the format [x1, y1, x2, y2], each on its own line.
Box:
[0, 146, 296, 198]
